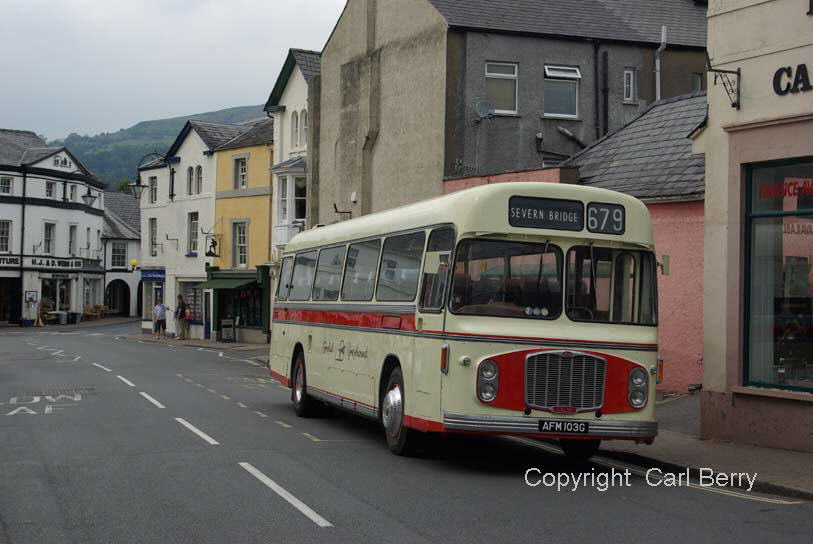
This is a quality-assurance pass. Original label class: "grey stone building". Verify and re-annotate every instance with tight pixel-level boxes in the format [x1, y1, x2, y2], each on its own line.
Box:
[312, 0, 708, 225]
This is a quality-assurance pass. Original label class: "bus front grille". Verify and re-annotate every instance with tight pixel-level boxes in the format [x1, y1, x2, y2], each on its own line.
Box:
[525, 352, 606, 412]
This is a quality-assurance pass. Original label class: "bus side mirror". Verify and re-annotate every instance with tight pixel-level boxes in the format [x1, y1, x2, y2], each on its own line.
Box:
[658, 255, 670, 276]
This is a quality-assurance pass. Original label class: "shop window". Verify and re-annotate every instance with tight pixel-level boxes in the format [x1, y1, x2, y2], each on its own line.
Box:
[376, 232, 426, 302]
[485, 62, 518, 114]
[179, 282, 202, 321]
[220, 285, 263, 328]
[341, 239, 381, 301]
[544, 65, 581, 119]
[0, 221, 10, 252]
[313, 246, 346, 301]
[746, 159, 813, 392]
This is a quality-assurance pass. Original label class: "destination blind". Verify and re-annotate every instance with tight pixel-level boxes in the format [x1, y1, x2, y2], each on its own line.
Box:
[508, 196, 584, 231]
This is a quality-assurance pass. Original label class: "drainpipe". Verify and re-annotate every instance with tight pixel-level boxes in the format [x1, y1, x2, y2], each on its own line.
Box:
[655, 26, 667, 101]
[593, 40, 601, 140]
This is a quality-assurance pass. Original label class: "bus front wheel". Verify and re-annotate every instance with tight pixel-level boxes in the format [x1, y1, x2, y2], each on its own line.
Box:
[382, 367, 420, 456]
[292, 353, 318, 417]
[560, 439, 601, 462]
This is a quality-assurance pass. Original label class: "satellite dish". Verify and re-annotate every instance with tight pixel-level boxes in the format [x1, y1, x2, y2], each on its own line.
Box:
[475, 100, 496, 121]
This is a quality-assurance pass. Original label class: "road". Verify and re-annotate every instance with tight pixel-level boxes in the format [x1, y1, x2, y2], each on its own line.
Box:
[0, 322, 811, 543]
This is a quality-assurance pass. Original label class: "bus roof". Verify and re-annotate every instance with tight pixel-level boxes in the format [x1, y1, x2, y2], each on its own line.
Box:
[284, 182, 653, 253]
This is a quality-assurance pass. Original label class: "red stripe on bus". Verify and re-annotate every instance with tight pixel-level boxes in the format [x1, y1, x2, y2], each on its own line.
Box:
[269, 369, 290, 387]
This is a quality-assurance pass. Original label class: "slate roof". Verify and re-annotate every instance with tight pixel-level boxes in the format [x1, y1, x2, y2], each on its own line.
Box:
[216, 118, 274, 152]
[428, 0, 707, 48]
[563, 92, 707, 200]
[271, 156, 306, 172]
[188, 120, 250, 150]
[290, 49, 322, 82]
[103, 210, 140, 240]
[18, 146, 63, 165]
[0, 129, 48, 165]
[104, 191, 141, 235]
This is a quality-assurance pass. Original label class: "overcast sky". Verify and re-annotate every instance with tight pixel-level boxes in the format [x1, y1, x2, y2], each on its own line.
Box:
[0, 0, 346, 140]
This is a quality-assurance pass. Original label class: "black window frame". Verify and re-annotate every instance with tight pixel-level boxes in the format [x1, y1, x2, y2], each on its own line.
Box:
[312, 244, 347, 302]
[340, 238, 382, 302]
[374, 230, 427, 303]
[288, 250, 318, 302]
[276, 256, 294, 302]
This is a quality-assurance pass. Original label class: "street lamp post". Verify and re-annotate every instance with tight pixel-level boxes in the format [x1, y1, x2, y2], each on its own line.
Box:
[128, 152, 167, 199]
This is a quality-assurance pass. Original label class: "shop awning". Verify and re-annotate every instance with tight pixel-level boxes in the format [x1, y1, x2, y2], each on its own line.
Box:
[197, 278, 256, 290]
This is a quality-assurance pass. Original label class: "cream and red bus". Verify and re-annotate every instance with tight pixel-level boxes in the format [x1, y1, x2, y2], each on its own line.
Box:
[269, 182, 659, 459]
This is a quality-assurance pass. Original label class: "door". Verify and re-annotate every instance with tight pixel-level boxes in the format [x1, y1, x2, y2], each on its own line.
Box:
[413, 227, 455, 419]
[204, 292, 211, 339]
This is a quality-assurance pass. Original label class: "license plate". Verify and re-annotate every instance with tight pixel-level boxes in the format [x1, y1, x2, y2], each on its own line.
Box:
[538, 420, 589, 434]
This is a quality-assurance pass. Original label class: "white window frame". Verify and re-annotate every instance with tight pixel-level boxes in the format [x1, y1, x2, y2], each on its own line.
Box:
[43, 222, 56, 255]
[188, 212, 199, 254]
[0, 177, 12, 195]
[68, 224, 77, 256]
[543, 65, 582, 119]
[301, 110, 308, 147]
[69, 185, 77, 202]
[46, 181, 56, 199]
[278, 176, 289, 223]
[149, 177, 158, 203]
[111, 241, 127, 268]
[0, 220, 11, 253]
[485, 62, 519, 115]
[291, 112, 299, 149]
[233, 222, 248, 268]
[293, 176, 307, 221]
[234, 157, 248, 189]
[623, 68, 636, 102]
[187, 167, 194, 195]
[149, 218, 158, 257]
[195, 166, 203, 194]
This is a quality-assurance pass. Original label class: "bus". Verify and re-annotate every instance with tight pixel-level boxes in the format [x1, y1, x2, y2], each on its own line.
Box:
[269, 182, 660, 459]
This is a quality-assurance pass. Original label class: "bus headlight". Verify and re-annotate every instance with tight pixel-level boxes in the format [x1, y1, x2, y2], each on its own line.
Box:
[477, 359, 499, 403]
[628, 367, 649, 408]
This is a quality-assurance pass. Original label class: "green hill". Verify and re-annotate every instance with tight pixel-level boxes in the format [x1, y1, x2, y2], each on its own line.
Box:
[51, 105, 266, 185]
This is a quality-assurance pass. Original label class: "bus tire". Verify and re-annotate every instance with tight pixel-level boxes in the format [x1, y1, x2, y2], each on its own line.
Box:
[291, 353, 317, 418]
[560, 439, 601, 462]
[381, 367, 420, 456]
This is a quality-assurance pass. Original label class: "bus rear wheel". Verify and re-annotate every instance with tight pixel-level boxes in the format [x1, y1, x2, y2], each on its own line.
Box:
[292, 353, 318, 417]
[382, 367, 420, 456]
[560, 439, 601, 462]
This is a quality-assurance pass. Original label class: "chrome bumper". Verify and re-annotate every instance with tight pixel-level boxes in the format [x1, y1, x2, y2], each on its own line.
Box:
[443, 412, 658, 438]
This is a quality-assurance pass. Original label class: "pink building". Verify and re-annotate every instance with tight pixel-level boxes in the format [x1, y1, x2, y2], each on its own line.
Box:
[444, 93, 707, 392]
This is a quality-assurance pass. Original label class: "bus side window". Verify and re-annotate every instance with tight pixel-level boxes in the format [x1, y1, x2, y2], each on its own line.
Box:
[419, 227, 455, 311]
[341, 239, 381, 301]
[376, 231, 426, 302]
[313, 246, 346, 301]
[289, 251, 318, 301]
[277, 257, 293, 301]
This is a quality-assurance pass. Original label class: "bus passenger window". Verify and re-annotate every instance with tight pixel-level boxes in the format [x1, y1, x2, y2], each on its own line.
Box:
[341, 239, 381, 301]
[376, 232, 426, 302]
[277, 257, 293, 301]
[313, 246, 346, 301]
[289, 251, 318, 301]
[420, 227, 455, 311]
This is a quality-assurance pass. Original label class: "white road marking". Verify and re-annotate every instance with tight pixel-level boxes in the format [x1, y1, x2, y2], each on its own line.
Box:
[275, 421, 292, 428]
[220, 395, 231, 400]
[196, 383, 205, 388]
[238, 462, 332, 528]
[116, 375, 136, 387]
[139, 392, 166, 409]
[176, 373, 184, 378]
[184, 378, 194, 383]
[207, 389, 217, 394]
[175, 418, 220, 446]
[507, 437, 803, 506]
[236, 402, 248, 408]
[253, 411, 269, 418]
[93, 363, 112, 372]
[301, 433, 322, 442]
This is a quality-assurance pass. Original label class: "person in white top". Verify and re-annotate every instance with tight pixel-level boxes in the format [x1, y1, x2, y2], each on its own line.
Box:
[153, 299, 169, 339]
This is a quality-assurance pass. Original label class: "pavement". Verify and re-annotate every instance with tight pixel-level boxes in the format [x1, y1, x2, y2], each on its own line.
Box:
[0, 321, 811, 543]
[121, 333, 269, 352]
[0, 315, 140, 331]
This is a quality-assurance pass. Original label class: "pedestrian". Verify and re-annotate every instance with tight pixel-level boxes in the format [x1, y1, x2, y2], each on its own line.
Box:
[153, 298, 168, 340]
[175, 295, 189, 340]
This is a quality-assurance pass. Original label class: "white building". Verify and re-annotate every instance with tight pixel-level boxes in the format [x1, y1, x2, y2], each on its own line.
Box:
[0, 128, 105, 325]
[265, 49, 321, 249]
[102, 191, 141, 317]
[139, 120, 249, 338]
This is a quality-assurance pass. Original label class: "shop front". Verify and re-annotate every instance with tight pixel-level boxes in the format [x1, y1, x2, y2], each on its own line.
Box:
[140, 267, 165, 333]
[201, 266, 270, 344]
[0, 273, 22, 324]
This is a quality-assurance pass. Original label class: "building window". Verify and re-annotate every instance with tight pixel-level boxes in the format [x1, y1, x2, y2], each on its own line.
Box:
[692, 72, 704, 93]
[178, 282, 202, 321]
[234, 158, 248, 189]
[96, 230, 101, 251]
[279, 177, 289, 222]
[485, 62, 518, 114]
[292, 111, 299, 148]
[623, 68, 636, 102]
[46, 181, 56, 198]
[294, 176, 306, 221]
[0, 177, 12, 194]
[149, 176, 158, 203]
[53, 157, 60, 167]
[112, 241, 127, 268]
[195, 166, 203, 194]
[43, 222, 55, 255]
[187, 166, 194, 195]
[86, 227, 91, 250]
[544, 65, 581, 119]
[68, 225, 77, 256]
[0, 221, 10, 252]
[301, 110, 308, 146]
[745, 159, 813, 393]
[69, 185, 77, 202]
[187, 212, 199, 254]
[149, 218, 158, 257]
[233, 222, 248, 267]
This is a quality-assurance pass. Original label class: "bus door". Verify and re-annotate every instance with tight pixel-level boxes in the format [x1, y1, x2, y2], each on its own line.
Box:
[414, 227, 455, 420]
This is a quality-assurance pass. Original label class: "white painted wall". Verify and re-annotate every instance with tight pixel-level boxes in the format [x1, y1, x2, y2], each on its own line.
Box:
[104, 237, 141, 316]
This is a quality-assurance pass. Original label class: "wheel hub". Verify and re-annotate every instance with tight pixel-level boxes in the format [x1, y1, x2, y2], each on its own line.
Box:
[382, 385, 403, 436]
[295, 364, 304, 403]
